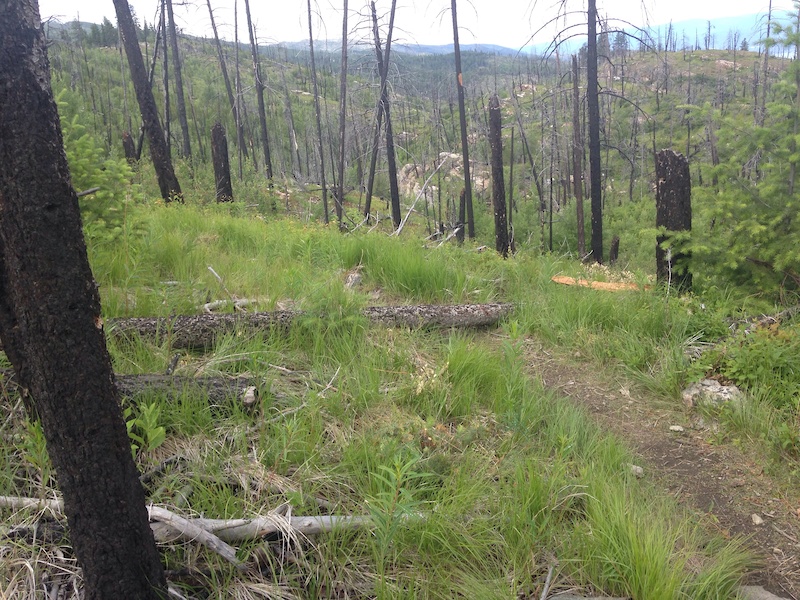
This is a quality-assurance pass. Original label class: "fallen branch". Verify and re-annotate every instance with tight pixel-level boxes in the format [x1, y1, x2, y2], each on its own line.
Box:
[108, 303, 514, 350]
[150, 514, 373, 544]
[148, 506, 246, 570]
[0, 496, 374, 555]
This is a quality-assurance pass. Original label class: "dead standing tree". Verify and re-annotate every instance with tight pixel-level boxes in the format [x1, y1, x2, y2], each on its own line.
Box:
[165, 0, 192, 159]
[212, 122, 234, 202]
[451, 0, 475, 239]
[244, 0, 273, 180]
[308, 0, 330, 223]
[114, 0, 182, 201]
[335, 0, 349, 226]
[0, 2, 167, 597]
[488, 94, 509, 257]
[655, 149, 692, 291]
[205, 0, 248, 161]
[572, 54, 586, 257]
[366, 0, 401, 228]
[587, 0, 603, 262]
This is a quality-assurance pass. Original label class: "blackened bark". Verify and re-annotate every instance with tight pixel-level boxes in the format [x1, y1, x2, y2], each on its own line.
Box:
[122, 130, 137, 164]
[165, 0, 192, 159]
[366, 1, 400, 226]
[335, 0, 349, 226]
[0, 4, 167, 598]
[114, 0, 182, 202]
[243, 0, 273, 180]
[488, 95, 509, 257]
[160, 3, 171, 159]
[205, 0, 248, 161]
[655, 149, 692, 291]
[452, 0, 475, 238]
[587, 0, 602, 262]
[572, 54, 586, 257]
[609, 235, 620, 265]
[212, 122, 233, 202]
[307, 0, 329, 223]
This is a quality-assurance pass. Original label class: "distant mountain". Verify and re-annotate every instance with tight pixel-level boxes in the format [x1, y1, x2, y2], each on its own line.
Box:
[41, 9, 795, 59]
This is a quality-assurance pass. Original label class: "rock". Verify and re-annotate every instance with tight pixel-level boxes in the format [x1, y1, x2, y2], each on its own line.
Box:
[628, 464, 644, 478]
[682, 379, 744, 409]
[752, 513, 765, 526]
[739, 585, 792, 599]
[669, 425, 685, 433]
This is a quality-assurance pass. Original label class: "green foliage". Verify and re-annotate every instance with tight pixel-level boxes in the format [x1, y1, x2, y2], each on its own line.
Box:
[21, 420, 52, 494]
[124, 402, 166, 459]
[58, 92, 139, 243]
[704, 324, 800, 412]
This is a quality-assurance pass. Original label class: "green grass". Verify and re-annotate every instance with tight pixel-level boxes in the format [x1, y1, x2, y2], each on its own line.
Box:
[0, 202, 773, 599]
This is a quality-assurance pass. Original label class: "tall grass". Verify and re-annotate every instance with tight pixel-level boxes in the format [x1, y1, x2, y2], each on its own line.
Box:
[0, 204, 759, 598]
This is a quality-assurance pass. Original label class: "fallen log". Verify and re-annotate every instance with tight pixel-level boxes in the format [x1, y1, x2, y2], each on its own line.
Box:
[107, 303, 514, 350]
[114, 374, 258, 405]
[1, 368, 260, 406]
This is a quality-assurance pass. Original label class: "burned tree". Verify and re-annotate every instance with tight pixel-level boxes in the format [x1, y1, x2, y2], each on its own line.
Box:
[0, 2, 167, 597]
[488, 94, 509, 257]
[114, 0, 182, 201]
[451, 0, 475, 238]
[655, 149, 692, 291]
[212, 122, 234, 202]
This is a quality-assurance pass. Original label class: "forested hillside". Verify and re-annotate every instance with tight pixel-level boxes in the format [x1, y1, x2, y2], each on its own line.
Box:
[0, 2, 799, 598]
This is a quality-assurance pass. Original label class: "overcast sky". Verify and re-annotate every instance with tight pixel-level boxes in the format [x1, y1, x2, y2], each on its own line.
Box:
[37, 0, 794, 48]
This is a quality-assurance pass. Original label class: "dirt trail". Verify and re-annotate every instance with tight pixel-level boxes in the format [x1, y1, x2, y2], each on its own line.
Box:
[524, 339, 800, 599]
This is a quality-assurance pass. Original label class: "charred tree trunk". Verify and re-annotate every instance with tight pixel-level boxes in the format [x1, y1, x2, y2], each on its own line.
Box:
[114, 0, 182, 201]
[335, 0, 349, 226]
[609, 235, 620, 265]
[165, 0, 192, 159]
[160, 3, 171, 159]
[364, 0, 397, 221]
[307, 0, 329, 223]
[212, 122, 233, 202]
[205, 0, 247, 160]
[0, 4, 167, 597]
[587, 0, 603, 262]
[655, 149, 692, 291]
[572, 54, 586, 257]
[508, 125, 516, 253]
[451, 0, 475, 238]
[122, 130, 137, 165]
[488, 95, 509, 257]
[244, 0, 273, 180]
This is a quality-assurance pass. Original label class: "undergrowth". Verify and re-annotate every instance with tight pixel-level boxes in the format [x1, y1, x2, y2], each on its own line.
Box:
[2, 201, 786, 598]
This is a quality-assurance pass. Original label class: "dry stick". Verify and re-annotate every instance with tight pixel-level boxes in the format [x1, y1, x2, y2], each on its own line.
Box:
[151, 514, 375, 544]
[148, 506, 246, 570]
[539, 564, 555, 600]
[0, 496, 244, 570]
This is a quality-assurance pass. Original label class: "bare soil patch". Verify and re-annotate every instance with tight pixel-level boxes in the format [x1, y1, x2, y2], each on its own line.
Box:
[524, 339, 800, 599]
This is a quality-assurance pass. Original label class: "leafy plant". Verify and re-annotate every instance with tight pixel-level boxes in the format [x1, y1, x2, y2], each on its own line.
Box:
[124, 402, 166, 459]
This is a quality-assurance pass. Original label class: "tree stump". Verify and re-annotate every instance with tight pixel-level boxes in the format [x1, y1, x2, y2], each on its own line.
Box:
[609, 235, 620, 265]
[655, 149, 692, 291]
[122, 130, 137, 165]
[211, 122, 233, 202]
